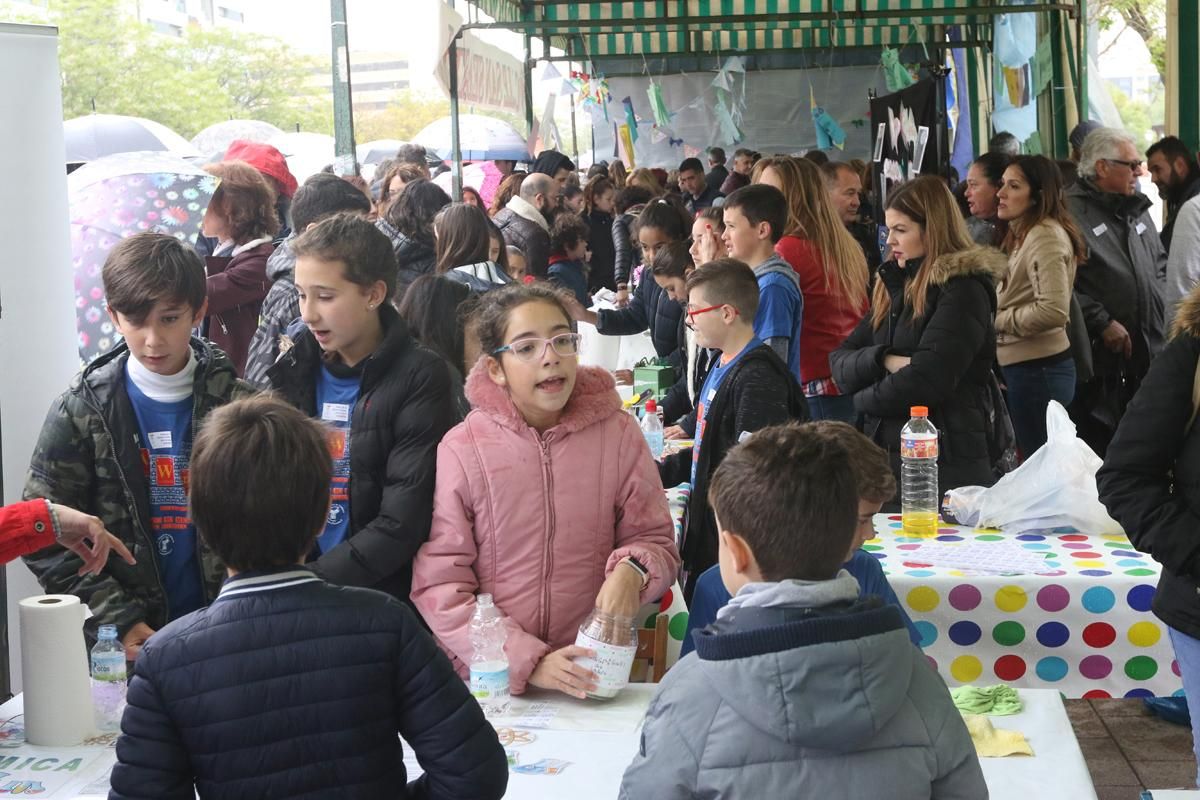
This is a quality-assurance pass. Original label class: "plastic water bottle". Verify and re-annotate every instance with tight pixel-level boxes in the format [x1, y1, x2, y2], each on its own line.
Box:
[469, 594, 510, 717]
[641, 399, 664, 458]
[90, 624, 127, 732]
[901, 406, 940, 536]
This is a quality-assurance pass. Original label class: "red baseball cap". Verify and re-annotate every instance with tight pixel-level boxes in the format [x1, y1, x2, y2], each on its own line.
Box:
[224, 140, 298, 198]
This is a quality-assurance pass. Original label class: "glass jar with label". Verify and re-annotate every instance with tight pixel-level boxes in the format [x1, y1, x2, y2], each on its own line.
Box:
[573, 608, 639, 699]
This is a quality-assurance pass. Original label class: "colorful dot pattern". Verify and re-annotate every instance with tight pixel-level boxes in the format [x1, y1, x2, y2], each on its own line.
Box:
[871, 515, 1182, 698]
[637, 580, 690, 671]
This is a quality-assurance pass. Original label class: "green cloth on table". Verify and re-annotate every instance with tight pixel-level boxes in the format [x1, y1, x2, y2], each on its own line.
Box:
[951, 684, 1024, 716]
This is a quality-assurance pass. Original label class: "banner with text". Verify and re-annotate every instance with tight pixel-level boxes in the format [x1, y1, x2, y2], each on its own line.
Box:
[435, 2, 525, 117]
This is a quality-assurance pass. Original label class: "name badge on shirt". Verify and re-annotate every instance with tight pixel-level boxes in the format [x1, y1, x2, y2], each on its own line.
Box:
[322, 403, 351, 423]
[1136, 222, 1147, 235]
[1092, 223, 1108, 237]
[147, 431, 173, 450]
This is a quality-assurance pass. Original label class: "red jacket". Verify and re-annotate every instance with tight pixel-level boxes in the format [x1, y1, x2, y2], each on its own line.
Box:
[0, 500, 54, 565]
[775, 235, 868, 390]
[205, 240, 275, 376]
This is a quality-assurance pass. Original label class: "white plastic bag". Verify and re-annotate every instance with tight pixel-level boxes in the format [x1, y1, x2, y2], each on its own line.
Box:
[576, 296, 658, 372]
[942, 401, 1123, 535]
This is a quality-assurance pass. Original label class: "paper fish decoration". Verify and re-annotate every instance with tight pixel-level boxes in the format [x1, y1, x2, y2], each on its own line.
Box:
[881, 47, 915, 92]
[618, 123, 637, 168]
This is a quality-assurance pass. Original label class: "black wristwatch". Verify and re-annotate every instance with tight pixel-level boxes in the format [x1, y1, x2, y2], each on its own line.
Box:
[622, 556, 650, 588]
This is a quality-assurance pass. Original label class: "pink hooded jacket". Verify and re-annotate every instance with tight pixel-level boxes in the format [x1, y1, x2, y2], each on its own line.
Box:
[410, 362, 680, 694]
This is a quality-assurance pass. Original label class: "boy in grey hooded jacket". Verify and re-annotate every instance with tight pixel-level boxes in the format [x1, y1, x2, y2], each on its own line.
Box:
[620, 424, 987, 800]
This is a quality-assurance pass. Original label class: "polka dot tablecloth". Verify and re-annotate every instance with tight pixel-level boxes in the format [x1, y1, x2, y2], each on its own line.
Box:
[869, 514, 1182, 699]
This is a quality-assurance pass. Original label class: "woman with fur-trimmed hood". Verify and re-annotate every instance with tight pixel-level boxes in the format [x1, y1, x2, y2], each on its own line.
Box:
[832, 176, 1006, 501]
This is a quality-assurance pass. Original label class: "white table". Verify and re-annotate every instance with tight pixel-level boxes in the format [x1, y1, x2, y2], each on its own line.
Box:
[0, 686, 1095, 798]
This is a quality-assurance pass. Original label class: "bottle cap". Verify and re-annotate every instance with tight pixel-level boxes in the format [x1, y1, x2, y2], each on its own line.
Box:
[97, 624, 118, 640]
[476, 593, 494, 607]
[911, 406, 929, 417]
[645, 399, 657, 412]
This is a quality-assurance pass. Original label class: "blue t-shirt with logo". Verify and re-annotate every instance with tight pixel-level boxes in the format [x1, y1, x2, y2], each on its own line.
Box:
[316, 366, 361, 555]
[125, 377, 204, 620]
[692, 338, 761, 487]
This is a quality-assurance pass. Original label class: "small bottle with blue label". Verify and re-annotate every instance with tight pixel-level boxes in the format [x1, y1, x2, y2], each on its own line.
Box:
[469, 594, 510, 717]
[90, 624, 127, 732]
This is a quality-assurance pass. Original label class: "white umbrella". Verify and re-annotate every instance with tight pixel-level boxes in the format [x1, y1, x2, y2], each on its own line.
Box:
[191, 120, 284, 156]
[268, 132, 336, 183]
[414, 114, 530, 162]
[64, 114, 199, 163]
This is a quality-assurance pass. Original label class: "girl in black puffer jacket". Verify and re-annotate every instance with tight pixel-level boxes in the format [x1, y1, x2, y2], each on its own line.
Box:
[269, 214, 456, 606]
[831, 176, 1006, 502]
[376, 178, 451, 304]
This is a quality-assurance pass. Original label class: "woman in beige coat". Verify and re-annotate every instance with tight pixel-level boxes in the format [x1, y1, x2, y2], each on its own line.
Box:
[996, 155, 1088, 456]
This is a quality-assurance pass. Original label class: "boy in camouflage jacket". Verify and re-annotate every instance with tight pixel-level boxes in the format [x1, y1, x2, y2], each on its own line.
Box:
[23, 233, 252, 655]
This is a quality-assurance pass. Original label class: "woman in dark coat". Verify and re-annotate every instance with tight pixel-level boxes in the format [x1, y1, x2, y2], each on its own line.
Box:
[831, 176, 1006, 500]
[201, 160, 279, 376]
[1098, 287, 1200, 772]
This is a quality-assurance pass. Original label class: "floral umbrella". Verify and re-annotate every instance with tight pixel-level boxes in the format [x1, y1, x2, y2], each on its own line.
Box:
[68, 152, 218, 362]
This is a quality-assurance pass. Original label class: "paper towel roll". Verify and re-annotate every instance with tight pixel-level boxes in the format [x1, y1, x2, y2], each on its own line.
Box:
[19, 594, 95, 745]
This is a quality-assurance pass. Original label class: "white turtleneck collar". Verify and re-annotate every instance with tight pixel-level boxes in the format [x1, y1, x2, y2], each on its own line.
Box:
[126, 349, 197, 403]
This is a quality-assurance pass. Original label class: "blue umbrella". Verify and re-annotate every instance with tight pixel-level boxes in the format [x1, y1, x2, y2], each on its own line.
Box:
[64, 114, 199, 163]
[413, 115, 530, 162]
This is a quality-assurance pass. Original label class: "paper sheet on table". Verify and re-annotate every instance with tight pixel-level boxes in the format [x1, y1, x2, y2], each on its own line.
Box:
[905, 540, 1051, 575]
[491, 688, 653, 733]
[577, 296, 658, 372]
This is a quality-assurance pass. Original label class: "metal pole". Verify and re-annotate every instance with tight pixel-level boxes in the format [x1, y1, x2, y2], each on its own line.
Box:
[524, 33, 535, 148]
[330, 0, 356, 172]
[1076, 0, 1088, 123]
[569, 61, 580, 164]
[448, 29, 463, 199]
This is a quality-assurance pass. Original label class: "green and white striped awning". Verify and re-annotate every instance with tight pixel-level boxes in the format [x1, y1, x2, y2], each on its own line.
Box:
[466, 0, 1078, 57]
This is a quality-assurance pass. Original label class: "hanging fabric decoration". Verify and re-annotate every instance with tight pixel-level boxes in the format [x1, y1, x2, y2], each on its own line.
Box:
[618, 123, 637, 168]
[713, 87, 743, 145]
[596, 76, 612, 121]
[995, 13, 1037, 68]
[668, 135, 684, 148]
[881, 47, 915, 92]
[647, 81, 672, 128]
[810, 86, 847, 151]
[621, 96, 640, 143]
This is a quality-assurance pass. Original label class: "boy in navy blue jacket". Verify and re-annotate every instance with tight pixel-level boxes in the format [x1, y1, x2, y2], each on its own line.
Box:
[547, 211, 592, 307]
[110, 395, 507, 800]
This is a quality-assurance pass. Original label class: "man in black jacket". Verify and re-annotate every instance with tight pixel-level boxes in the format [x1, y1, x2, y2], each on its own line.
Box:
[705, 147, 729, 196]
[1146, 135, 1200, 253]
[110, 395, 508, 800]
[660, 260, 808, 597]
[1067, 126, 1167, 456]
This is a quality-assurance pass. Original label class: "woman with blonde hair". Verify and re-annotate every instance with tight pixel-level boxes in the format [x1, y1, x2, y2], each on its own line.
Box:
[751, 155, 869, 422]
[831, 176, 1006, 498]
[994, 155, 1088, 455]
[627, 168, 663, 195]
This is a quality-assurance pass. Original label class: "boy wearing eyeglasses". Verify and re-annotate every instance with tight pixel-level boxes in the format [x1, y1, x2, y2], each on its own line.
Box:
[660, 259, 809, 598]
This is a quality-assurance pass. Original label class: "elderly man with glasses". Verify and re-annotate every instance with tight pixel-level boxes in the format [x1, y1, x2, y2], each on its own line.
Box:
[1066, 126, 1168, 456]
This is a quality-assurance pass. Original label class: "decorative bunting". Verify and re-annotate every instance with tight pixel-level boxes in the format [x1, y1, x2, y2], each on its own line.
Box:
[810, 86, 847, 151]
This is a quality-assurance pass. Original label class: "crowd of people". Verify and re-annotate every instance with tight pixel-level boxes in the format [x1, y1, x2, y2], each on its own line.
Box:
[2, 120, 1200, 797]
